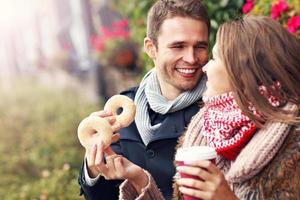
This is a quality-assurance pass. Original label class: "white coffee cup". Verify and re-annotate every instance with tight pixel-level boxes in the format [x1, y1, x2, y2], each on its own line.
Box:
[175, 146, 217, 200]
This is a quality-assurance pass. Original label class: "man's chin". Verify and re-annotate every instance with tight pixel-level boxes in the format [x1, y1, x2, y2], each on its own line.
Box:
[179, 83, 198, 91]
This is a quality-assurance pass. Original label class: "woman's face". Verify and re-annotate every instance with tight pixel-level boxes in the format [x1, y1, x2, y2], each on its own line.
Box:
[202, 43, 232, 97]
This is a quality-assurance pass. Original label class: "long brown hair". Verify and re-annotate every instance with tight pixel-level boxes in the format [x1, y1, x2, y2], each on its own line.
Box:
[217, 15, 300, 127]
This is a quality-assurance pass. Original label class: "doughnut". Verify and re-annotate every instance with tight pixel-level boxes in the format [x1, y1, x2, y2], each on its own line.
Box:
[77, 95, 136, 149]
[104, 94, 136, 127]
[77, 116, 113, 149]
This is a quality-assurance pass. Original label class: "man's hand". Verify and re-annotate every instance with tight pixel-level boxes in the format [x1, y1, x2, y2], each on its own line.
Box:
[86, 144, 148, 193]
[85, 110, 121, 178]
[85, 110, 148, 193]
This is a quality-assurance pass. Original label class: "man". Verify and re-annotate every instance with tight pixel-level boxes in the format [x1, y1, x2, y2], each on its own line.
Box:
[78, 0, 210, 199]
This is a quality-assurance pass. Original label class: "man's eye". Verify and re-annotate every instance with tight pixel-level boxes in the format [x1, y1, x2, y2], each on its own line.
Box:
[195, 45, 206, 49]
[171, 45, 183, 49]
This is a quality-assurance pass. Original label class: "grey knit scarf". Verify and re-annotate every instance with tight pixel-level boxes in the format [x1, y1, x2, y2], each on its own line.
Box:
[134, 68, 207, 145]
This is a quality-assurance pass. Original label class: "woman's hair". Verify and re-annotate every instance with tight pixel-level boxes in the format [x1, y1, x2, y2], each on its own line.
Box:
[217, 15, 300, 127]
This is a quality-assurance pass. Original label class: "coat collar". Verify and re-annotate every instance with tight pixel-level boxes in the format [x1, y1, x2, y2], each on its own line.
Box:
[119, 102, 199, 145]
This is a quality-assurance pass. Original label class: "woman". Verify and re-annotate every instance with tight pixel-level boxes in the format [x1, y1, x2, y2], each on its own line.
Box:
[95, 15, 300, 200]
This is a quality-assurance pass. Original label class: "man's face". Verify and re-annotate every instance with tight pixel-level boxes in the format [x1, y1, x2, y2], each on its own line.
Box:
[153, 16, 209, 93]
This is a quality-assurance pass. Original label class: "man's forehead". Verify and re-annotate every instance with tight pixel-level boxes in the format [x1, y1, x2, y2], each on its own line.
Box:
[159, 17, 207, 35]
[159, 16, 206, 29]
[157, 17, 208, 43]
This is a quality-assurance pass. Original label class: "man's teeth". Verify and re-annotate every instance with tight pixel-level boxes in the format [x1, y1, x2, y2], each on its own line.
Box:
[177, 68, 196, 74]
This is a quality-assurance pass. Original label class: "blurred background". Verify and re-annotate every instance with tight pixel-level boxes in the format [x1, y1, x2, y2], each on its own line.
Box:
[0, 0, 298, 199]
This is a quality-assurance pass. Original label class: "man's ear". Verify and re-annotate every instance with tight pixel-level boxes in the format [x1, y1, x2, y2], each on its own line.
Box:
[144, 37, 156, 59]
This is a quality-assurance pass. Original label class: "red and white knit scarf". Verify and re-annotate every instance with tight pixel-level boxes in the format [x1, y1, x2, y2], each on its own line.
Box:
[202, 92, 257, 160]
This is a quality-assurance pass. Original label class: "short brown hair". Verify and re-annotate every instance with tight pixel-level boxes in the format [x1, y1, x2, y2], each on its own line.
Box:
[217, 15, 300, 127]
[147, 0, 210, 47]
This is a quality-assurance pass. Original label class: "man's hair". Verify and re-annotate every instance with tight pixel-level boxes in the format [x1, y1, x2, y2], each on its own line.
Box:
[147, 0, 210, 47]
[217, 15, 300, 127]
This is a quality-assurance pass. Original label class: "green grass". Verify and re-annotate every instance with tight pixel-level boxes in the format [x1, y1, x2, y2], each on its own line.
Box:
[0, 78, 98, 199]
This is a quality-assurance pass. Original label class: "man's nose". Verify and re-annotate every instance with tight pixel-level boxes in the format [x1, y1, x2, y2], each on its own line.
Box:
[182, 48, 198, 64]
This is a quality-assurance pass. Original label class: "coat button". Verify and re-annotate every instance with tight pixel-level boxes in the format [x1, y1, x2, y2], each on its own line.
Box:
[146, 149, 155, 158]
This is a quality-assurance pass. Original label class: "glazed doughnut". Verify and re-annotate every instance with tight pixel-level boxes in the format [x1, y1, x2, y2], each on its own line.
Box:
[104, 94, 136, 127]
[77, 116, 113, 148]
[77, 95, 136, 149]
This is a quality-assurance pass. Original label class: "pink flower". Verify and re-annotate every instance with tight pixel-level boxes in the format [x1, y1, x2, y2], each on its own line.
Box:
[287, 16, 300, 33]
[90, 35, 105, 51]
[100, 27, 113, 40]
[113, 19, 129, 28]
[242, 1, 254, 14]
[113, 29, 130, 39]
[91, 18, 130, 52]
[270, 0, 288, 20]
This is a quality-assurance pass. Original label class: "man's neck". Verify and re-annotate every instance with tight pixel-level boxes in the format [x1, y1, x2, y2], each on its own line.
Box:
[159, 82, 182, 101]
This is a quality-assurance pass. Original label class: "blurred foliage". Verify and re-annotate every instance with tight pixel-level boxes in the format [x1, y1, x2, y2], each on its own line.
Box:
[112, 0, 153, 73]
[0, 79, 97, 199]
[249, 0, 300, 38]
[91, 18, 132, 66]
[203, 0, 244, 49]
[112, 0, 244, 72]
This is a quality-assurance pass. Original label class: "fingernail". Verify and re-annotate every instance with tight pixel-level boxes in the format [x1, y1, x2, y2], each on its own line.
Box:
[173, 172, 181, 180]
[92, 144, 97, 150]
[184, 161, 194, 165]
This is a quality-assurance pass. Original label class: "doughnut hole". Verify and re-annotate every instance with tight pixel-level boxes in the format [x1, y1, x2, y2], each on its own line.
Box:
[104, 95, 136, 127]
[77, 116, 113, 149]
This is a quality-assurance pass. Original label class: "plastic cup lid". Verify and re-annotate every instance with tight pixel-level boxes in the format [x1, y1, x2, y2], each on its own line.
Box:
[175, 146, 217, 161]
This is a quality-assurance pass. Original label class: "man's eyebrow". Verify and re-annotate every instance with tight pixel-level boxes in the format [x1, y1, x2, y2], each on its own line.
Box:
[167, 41, 185, 46]
[195, 41, 208, 46]
[167, 41, 208, 47]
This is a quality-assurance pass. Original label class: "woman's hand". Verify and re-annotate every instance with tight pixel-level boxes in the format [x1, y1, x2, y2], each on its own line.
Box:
[176, 160, 238, 200]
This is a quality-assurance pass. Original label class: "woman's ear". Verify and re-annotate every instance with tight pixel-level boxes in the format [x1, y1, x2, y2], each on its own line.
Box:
[144, 37, 156, 59]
